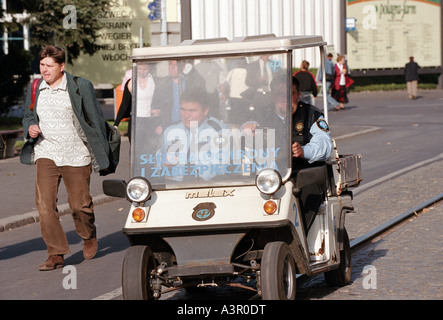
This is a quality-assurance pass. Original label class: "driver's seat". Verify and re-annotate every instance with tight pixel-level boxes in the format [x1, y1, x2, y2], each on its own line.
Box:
[292, 164, 328, 233]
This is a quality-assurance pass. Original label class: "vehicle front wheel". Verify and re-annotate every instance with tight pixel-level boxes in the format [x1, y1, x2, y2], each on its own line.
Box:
[325, 228, 351, 286]
[122, 245, 157, 300]
[260, 241, 296, 300]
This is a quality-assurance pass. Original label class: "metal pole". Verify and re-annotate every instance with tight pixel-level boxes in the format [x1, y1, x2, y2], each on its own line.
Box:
[439, 1, 443, 89]
[23, 23, 29, 50]
[339, 0, 347, 55]
[2, 0, 8, 54]
[180, 0, 192, 41]
[160, 0, 168, 45]
[320, 45, 328, 123]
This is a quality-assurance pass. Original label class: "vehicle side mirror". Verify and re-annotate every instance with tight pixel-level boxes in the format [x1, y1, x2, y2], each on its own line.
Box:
[103, 179, 127, 198]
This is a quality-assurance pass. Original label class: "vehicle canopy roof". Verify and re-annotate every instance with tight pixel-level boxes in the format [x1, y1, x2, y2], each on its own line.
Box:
[131, 34, 326, 61]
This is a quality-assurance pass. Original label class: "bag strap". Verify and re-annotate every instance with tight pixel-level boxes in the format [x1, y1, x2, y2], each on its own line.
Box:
[29, 78, 41, 110]
[207, 119, 223, 133]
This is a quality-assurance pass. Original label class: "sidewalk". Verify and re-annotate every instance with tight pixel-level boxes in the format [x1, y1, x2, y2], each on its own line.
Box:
[0, 124, 378, 232]
[7, 86, 441, 232]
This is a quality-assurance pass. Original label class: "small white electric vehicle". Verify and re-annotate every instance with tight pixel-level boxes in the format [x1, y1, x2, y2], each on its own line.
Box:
[103, 35, 362, 300]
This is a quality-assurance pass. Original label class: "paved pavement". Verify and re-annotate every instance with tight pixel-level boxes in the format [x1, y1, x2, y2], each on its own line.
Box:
[0, 88, 440, 232]
[1, 89, 442, 300]
[294, 145, 443, 299]
[0, 124, 378, 233]
[297, 199, 443, 300]
[0, 87, 384, 233]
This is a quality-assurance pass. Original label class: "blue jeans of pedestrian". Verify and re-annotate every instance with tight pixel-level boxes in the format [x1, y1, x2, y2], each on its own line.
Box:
[326, 81, 339, 110]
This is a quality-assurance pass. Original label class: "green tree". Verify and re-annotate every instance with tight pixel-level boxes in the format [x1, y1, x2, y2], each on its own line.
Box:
[1, 0, 114, 115]
[21, 0, 114, 64]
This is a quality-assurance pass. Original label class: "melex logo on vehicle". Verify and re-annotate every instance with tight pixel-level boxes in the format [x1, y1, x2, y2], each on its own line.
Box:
[192, 202, 216, 221]
[185, 189, 235, 199]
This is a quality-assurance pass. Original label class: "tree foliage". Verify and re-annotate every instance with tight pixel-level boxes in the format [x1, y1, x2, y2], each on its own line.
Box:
[0, 0, 113, 114]
[21, 0, 113, 64]
[0, 46, 33, 115]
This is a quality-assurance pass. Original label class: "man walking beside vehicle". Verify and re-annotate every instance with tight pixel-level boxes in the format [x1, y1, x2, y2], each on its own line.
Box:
[22, 46, 114, 271]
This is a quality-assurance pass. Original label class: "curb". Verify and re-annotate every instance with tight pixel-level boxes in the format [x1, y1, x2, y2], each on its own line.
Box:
[0, 194, 118, 233]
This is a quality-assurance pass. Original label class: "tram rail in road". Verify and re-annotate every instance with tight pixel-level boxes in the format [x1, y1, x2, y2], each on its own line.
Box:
[349, 192, 443, 253]
[294, 192, 443, 287]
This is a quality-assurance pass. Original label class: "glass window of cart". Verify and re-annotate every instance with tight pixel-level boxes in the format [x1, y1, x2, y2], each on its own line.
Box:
[132, 52, 292, 189]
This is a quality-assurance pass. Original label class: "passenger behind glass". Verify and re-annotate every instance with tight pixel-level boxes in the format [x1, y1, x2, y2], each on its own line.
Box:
[115, 63, 160, 143]
[151, 60, 206, 130]
[241, 55, 274, 117]
[194, 58, 229, 120]
[159, 89, 228, 181]
[225, 57, 250, 125]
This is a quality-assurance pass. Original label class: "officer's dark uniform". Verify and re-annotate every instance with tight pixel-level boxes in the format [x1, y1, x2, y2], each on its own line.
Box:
[292, 101, 325, 170]
[291, 101, 329, 232]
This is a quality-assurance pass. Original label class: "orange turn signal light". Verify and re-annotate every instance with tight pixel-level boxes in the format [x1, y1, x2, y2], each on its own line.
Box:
[264, 200, 277, 215]
[132, 208, 146, 222]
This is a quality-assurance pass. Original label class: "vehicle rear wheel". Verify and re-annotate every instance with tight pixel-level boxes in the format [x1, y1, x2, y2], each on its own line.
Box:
[261, 241, 296, 300]
[122, 245, 157, 300]
[325, 228, 351, 286]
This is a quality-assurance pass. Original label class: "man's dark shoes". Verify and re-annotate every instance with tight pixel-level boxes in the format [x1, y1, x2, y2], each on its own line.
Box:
[39, 255, 64, 271]
[83, 237, 98, 260]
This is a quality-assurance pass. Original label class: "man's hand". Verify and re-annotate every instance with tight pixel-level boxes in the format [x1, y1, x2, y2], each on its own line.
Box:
[292, 142, 304, 158]
[241, 122, 257, 136]
[28, 124, 41, 139]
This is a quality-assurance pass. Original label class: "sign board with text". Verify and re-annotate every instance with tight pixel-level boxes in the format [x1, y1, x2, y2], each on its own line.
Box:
[69, 0, 151, 85]
[347, 0, 441, 69]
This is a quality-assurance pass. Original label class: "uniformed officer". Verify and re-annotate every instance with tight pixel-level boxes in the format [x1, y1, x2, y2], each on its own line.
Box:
[290, 76, 332, 168]
[242, 73, 333, 231]
[242, 74, 332, 168]
[289, 75, 332, 230]
[160, 89, 228, 181]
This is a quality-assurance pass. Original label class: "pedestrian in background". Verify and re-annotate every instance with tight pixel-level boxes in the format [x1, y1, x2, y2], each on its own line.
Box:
[22, 45, 112, 271]
[293, 60, 318, 106]
[114, 70, 132, 141]
[331, 55, 353, 110]
[114, 63, 161, 145]
[405, 56, 420, 100]
[318, 53, 339, 111]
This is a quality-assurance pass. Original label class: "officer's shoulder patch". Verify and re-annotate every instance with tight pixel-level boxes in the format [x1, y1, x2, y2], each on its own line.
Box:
[316, 119, 330, 132]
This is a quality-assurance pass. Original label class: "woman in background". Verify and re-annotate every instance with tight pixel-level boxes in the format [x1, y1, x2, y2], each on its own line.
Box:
[331, 55, 354, 111]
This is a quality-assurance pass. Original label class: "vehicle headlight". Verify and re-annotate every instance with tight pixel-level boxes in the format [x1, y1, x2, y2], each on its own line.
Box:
[255, 169, 282, 195]
[126, 177, 152, 203]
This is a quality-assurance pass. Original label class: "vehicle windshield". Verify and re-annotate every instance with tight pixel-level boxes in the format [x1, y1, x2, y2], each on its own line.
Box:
[131, 52, 292, 190]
